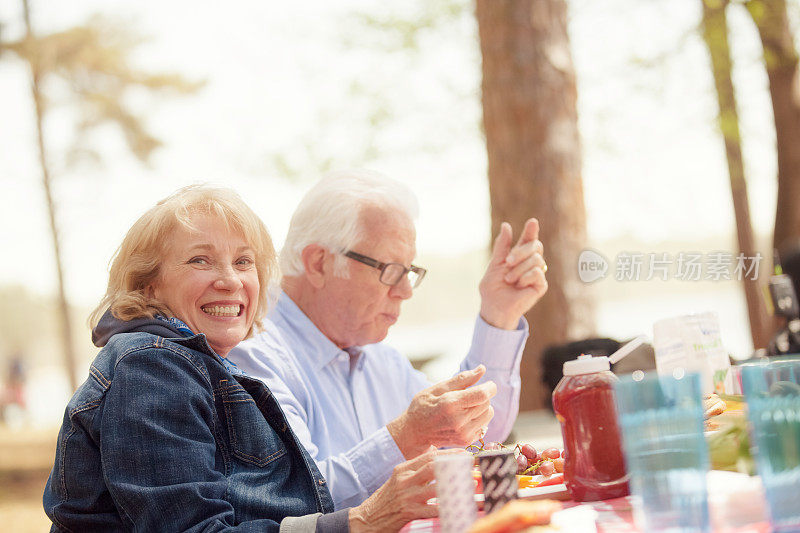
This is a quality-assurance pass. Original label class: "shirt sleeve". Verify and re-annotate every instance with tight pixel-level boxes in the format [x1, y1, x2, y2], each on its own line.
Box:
[459, 314, 529, 443]
[315, 509, 351, 533]
[100, 348, 283, 532]
[230, 340, 405, 511]
[277, 509, 350, 533]
[279, 513, 321, 533]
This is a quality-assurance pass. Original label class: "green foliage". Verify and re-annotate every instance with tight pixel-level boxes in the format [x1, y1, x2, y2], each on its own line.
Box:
[265, 0, 478, 181]
[347, 0, 470, 51]
[4, 15, 204, 164]
[1, 8, 204, 386]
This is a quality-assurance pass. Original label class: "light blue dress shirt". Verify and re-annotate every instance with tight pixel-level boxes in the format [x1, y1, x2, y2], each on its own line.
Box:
[228, 291, 528, 510]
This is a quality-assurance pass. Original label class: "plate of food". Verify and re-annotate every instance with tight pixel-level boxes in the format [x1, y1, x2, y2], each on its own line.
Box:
[468, 499, 567, 533]
[471, 473, 569, 503]
[467, 441, 571, 505]
[518, 475, 569, 501]
[704, 392, 747, 435]
[428, 472, 570, 508]
[469, 500, 598, 533]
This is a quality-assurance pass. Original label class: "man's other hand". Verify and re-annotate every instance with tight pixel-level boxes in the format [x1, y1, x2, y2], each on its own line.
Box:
[348, 449, 442, 532]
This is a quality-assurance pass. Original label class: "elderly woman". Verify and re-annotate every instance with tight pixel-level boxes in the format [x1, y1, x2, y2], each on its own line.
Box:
[43, 185, 437, 532]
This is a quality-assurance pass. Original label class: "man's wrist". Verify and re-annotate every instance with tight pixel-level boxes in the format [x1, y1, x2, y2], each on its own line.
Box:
[386, 415, 410, 458]
[348, 506, 368, 533]
[386, 414, 424, 460]
[479, 305, 520, 330]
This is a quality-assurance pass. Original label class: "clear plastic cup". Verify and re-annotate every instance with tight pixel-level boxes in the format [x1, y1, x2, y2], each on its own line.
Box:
[614, 370, 710, 532]
[742, 357, 800, 532]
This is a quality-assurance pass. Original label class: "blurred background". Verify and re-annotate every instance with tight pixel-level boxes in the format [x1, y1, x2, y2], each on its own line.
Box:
[1, 0, 798, 529]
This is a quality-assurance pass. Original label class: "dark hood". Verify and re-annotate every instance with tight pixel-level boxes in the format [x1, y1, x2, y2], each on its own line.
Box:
[92, 309, 185, 348]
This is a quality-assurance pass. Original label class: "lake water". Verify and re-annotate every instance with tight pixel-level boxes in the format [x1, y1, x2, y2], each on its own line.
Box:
[18, 284, 757, 427]
[388, 284, 755, 384]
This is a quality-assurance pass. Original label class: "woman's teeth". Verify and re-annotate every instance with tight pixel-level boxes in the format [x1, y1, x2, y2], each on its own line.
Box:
[202, 305, 241, 317]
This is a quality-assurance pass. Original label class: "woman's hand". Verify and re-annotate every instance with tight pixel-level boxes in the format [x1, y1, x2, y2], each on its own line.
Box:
[348, 449, 455, 532]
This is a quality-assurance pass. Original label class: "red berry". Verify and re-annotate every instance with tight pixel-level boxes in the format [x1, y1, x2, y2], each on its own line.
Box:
[542, 447, 560, 460]
[539, 460, 555, 476]
[553, 457, 564, 473]
[520, 444, 537, 462]
[516, 454, 529, 474]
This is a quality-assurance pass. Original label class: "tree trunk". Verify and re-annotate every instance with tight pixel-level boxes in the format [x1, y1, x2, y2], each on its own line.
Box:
[745, 0, 800, 253]
[476, 0, 593, 411]
[700, 0, 771, 350]
[22, 0, 79, 391]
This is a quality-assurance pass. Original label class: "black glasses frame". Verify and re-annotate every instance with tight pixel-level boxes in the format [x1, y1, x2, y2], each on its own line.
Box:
[344, 250, 426, 289]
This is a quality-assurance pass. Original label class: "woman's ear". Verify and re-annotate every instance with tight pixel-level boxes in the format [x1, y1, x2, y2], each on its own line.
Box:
[144, 279, 157, 299]
[300, 244, 329, 289]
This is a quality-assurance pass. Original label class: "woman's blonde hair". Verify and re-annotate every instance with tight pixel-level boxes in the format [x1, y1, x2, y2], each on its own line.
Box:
[90, 185, 277, 339]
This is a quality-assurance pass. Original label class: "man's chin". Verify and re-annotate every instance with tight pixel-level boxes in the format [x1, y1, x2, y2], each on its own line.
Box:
[361, 326, 392, 346]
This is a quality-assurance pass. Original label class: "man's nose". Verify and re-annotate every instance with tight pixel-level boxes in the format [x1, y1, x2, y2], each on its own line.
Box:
[389, 274, 414, 299]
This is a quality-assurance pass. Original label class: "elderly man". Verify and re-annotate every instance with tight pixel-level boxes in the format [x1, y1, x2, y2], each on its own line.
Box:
[229, 170, 548, 509]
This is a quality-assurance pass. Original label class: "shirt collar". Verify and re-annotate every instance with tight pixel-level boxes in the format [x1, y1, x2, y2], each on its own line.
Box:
[275, 291, 361, 371]
[344, 346, 366, 373]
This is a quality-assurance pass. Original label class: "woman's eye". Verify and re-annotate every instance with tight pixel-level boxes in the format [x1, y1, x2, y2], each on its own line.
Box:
[236, 257, 254, 267]
[188, 257, 209, 265]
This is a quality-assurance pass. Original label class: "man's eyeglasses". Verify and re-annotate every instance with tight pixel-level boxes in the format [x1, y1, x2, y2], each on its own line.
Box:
[343, 251, 427, 289]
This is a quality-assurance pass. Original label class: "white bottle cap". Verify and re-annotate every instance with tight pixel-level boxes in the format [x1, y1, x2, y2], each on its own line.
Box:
[562, 354, 611, 376]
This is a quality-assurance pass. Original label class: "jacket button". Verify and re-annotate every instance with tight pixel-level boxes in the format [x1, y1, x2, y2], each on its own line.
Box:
[318, 479, 325, 486]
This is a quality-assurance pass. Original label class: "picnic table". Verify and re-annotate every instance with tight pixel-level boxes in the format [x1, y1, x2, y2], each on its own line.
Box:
[401, 495, 771, 533]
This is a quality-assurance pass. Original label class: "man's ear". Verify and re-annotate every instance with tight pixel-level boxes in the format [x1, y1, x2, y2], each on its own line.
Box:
[300, 244, 329, 289]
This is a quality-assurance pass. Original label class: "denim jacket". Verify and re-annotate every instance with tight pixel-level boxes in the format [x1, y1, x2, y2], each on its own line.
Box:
[43, 314, 335, 532]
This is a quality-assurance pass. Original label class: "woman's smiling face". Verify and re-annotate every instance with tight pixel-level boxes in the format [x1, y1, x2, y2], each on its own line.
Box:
[149, 214, 259, 357]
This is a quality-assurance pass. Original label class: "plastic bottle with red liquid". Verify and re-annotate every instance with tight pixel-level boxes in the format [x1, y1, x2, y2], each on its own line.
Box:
[552, 353, 630, 502]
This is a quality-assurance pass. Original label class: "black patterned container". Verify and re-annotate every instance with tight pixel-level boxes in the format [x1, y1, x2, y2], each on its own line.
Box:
[477, 449, 518, 514]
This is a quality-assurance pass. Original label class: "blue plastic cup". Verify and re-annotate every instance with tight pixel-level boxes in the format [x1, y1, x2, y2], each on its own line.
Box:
[742, 358, 800, 532]
[614, 371, 710, 532]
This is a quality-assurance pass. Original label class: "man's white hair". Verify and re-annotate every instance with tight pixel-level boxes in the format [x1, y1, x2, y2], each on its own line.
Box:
[280, 169, 419, 278]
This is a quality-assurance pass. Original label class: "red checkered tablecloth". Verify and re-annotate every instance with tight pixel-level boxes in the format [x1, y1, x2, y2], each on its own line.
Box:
[400, 496, 771, 532]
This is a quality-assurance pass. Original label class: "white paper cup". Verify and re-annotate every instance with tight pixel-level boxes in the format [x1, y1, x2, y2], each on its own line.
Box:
[433, 451, 477, 533]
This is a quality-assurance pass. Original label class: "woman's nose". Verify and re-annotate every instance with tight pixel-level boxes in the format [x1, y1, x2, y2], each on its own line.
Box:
[213, 265, 243, 291]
